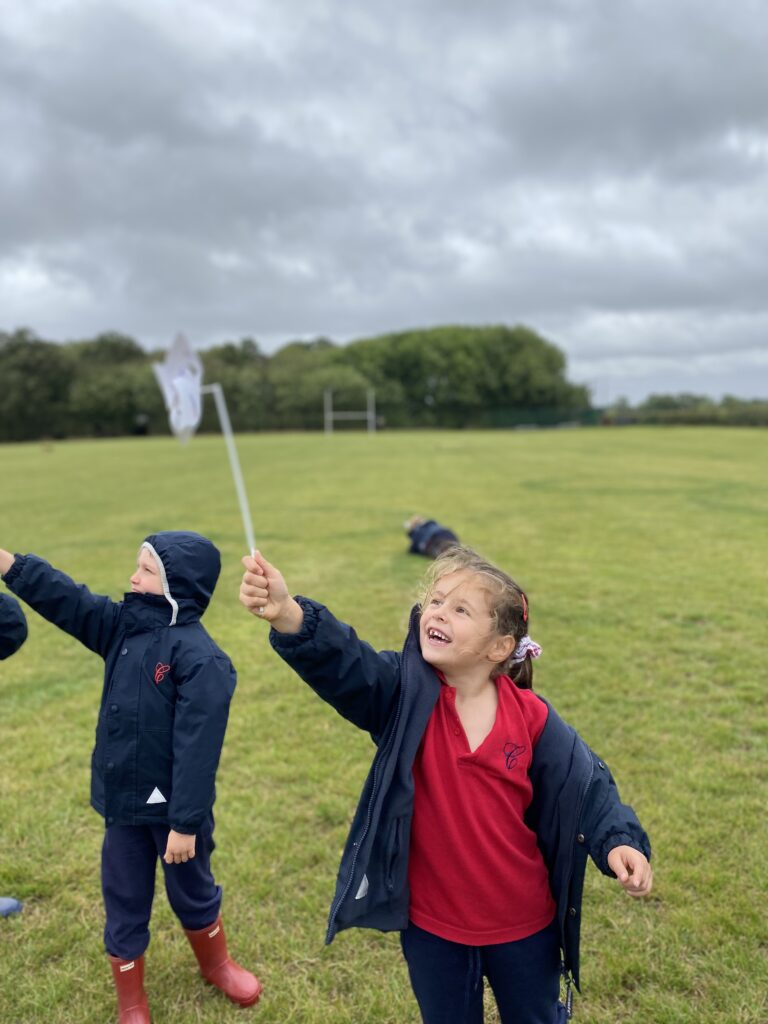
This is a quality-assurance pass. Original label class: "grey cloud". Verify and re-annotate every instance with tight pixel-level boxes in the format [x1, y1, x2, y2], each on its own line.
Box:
[1, 0, 766, 402]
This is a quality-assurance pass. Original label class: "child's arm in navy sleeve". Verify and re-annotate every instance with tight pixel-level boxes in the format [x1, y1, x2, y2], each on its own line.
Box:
[1, 551, 121, 658]
[581, 748, 652, 877]
[168, 653, 236, 834]
[269, 597, 401, 739]
[0, 592, 28, 659]
[240, 550, 400, 739]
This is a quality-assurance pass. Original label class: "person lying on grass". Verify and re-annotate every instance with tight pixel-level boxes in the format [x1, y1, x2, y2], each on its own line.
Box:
[239, 545, 652, 1024]
[404, 515, 460, 559]
[0, 535, 262, 1024]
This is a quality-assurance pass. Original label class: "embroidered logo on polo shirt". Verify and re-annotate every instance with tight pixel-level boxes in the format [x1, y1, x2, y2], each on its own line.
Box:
[154, 663, 171, 684]
[503, 742, 526, 770]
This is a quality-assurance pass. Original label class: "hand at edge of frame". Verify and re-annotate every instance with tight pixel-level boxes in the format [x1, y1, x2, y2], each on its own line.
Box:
[0, 549, 16, 576]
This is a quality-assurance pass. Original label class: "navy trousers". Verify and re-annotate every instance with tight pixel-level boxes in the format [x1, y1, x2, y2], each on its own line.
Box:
[101, 813, 221, 959]
[400, 919, 562, 1024]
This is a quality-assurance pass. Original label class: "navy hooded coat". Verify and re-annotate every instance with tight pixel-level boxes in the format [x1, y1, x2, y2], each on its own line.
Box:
[2, 531, 236, 834]
[0, 592, 28, 660]
[270, 597, 651, 989]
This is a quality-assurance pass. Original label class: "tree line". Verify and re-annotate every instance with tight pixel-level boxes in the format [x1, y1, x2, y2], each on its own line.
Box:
[0, 325, 593, 441]
[604, 393, 768, 427]
[2, 327, 763, 442]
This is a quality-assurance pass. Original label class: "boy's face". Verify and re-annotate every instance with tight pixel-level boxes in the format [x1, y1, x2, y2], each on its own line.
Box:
[419, 570, 514, 677]
[130, 548, 165, 596]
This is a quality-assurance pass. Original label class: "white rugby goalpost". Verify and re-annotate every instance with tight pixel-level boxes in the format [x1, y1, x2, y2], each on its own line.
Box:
[323, 388, 377, 434]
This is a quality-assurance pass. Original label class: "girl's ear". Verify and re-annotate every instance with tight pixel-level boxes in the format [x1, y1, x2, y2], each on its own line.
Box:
[487, 633, 516, 666]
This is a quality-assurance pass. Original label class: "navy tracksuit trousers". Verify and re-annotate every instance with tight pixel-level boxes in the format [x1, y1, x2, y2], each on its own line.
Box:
[101, 813, 221, 960]
[400, 918, 563, 1024]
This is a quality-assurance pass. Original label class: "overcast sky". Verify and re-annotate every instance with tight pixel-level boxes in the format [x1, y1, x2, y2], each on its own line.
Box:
[2, 0, 767, 403]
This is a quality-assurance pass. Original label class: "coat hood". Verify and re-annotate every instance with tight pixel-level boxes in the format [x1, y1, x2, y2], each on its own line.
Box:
[140, 531, 221, 625]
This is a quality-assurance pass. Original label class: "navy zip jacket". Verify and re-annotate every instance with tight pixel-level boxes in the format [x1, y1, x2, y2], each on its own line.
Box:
[270, 597, 651, 989]
[0, 592, 28, 660]
[2, 532, 236, 834]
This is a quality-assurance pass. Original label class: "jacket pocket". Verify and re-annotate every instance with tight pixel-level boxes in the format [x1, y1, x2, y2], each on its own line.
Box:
[136, 726, 174, 808]
[385, 816, 406, 893]
[141, 663, 176, 732]
[92, 712, 105, 749]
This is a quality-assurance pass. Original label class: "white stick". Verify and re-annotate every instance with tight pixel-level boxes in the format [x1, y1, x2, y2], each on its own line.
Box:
[201, 383, 255, 553]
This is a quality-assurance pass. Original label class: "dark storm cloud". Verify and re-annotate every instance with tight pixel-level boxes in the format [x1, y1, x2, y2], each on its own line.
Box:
[1, 0, 766, 402]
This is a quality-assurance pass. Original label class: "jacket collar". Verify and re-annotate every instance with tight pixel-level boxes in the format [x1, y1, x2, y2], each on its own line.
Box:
[122, 592, 201, 635]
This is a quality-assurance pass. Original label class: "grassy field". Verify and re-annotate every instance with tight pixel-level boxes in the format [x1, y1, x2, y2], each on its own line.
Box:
[0, 427, 766, 1024]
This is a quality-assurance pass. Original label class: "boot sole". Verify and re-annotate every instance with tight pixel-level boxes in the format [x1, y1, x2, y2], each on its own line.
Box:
[205, 978, 263, 1008]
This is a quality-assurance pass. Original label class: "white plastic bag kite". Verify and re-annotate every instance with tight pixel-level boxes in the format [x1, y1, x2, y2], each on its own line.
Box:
[152, 333, 255, 552]
[152, 333, 203, 443]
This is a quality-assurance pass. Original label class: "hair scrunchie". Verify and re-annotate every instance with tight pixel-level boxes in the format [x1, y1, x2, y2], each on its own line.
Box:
[510, 634, 542, 664]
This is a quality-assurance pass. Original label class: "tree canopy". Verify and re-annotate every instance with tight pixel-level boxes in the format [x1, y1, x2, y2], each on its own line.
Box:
[0, 324, 594, 440]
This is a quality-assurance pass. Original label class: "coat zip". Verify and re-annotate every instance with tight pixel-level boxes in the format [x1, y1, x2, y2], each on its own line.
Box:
[559, 743, 595, 964]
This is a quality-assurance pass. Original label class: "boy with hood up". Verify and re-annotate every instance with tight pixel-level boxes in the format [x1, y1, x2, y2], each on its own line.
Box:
[0, 532, 262, 1023]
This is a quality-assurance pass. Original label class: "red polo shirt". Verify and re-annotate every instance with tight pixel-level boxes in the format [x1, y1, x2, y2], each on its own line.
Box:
[408, 675, 556, 945]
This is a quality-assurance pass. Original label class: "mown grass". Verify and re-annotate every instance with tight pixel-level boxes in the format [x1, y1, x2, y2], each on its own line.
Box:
[1, 426, 766, 1024]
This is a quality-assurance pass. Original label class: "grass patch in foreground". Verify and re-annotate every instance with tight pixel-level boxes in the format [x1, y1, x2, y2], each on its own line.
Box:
[1, 427, 766, 1023]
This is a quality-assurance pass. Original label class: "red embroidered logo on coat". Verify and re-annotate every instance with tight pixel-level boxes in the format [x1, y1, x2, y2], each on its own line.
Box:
[154, 663, 171, 684]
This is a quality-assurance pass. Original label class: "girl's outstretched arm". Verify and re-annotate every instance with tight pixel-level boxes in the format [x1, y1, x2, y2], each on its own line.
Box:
[239, 550, 402, 739]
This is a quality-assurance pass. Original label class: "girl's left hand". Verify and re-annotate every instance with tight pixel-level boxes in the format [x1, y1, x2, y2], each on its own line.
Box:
[163, 829, 196, 865]
[607, 845, 653, 897]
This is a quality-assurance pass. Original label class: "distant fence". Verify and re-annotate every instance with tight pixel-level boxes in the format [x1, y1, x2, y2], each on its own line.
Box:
[484, 406, 603, 428]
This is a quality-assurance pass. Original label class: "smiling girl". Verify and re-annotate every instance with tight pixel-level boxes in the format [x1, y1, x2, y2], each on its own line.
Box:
[240, 545, 652, 1024]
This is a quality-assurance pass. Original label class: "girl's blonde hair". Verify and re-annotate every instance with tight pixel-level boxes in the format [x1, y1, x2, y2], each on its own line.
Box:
[418, 544, 534, 688]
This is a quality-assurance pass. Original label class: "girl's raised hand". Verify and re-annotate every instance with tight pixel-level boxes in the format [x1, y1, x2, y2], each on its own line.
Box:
[607, 845, 653, 897]
[239, 550, 304, 633]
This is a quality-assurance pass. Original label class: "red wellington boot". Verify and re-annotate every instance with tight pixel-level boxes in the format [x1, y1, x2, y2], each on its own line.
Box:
[107, 954, 151, 1023]
[184, 915, 263, 1007]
